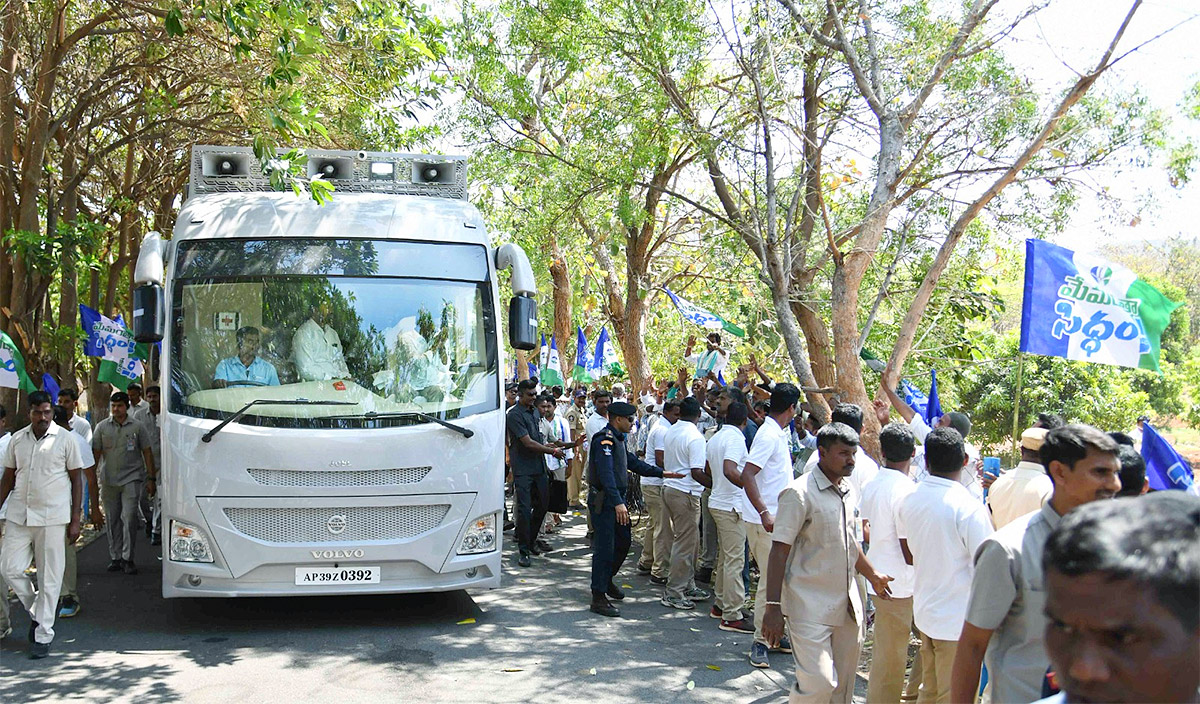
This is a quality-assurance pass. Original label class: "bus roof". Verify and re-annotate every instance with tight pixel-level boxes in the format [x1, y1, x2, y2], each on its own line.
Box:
[173, 191, 491, 247]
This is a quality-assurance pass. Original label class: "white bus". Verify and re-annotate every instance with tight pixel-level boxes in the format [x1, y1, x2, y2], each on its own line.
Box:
[131, 146, 537, 597]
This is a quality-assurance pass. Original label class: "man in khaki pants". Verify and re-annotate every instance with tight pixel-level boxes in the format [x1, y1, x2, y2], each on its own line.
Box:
[860, 423, 919, 703]
[659, 397, 710, 610]
[563, 390, 589, 507]
[761, 421, 895, 703]
[705, 402, 753, 632]
[636, 400, 679, 581]
[741, 383, 801, 668]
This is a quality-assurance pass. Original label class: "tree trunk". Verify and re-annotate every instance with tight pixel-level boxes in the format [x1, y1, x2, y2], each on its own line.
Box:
[58, 146, 80, 384]
[547, 235, 572, 367]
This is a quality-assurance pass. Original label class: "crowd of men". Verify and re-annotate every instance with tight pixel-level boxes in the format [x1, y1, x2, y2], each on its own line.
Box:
[505, 332, 1200, 704]
[0, 383, 159, 658]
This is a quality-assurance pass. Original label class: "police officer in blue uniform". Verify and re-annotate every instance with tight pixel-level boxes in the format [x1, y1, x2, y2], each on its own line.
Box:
[588, 401, 683, 617]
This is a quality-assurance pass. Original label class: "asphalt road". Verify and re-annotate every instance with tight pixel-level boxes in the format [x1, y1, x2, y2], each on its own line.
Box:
[0, 513, 868, 703]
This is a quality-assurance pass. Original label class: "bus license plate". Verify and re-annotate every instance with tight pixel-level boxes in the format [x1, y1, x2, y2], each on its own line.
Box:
[295, 566, 380, 585]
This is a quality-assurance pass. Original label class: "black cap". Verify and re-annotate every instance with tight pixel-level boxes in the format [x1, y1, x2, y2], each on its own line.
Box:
[609, 401, 637, 418]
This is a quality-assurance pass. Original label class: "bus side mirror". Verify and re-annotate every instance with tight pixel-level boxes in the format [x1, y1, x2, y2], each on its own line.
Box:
[508, 295, 537, 351]
[133, 284, 165, 343]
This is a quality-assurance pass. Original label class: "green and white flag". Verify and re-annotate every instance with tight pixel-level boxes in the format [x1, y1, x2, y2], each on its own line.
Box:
[0, 331, 36, 392]
[542, 334, 565, 387]
[663, 288, 745, 338]
[1021, 239, 1183, 372]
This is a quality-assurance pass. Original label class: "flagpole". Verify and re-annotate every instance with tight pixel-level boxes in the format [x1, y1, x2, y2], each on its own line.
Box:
[1011, 353, 1024, 462]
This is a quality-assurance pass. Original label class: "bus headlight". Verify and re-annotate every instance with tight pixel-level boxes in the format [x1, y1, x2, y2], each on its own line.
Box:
[457, 514, 497, 555]
[170, 520, 214, 563]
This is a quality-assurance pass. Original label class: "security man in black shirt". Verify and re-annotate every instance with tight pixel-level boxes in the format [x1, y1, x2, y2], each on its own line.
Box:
[588, 401, 683, 617]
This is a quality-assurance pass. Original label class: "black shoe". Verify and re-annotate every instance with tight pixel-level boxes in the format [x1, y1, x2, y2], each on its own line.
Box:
[503, 520, 516, 532]
[606, 582, 625, 600]
[589, 594, 620, 618]
[122, 560, 139, 575]
[30, 640, 50, 659]
[517, 552, 532, 567]
[649, 574, 667, 585]
[151, 533, 162, 546]
[535, 539, 552, 553]
[695, 566, 714, 584]
[106, 560, 123, 572]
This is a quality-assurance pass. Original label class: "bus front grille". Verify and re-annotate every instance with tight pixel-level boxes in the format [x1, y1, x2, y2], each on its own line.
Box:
[223, 504, 451, 543]
[246, 467, 432, 488]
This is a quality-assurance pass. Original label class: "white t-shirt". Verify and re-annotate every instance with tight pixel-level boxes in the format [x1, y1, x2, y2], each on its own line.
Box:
[662, 420, 706, 496]
[642, 417, 673, 487]
[897, 474, 995, 640]
[70, 414, 93, 445]
[71, 430, 96, 469]
[686, 348, 729, 378]
[707, 425, 748, 514]
[909, 415, 983, 499]
[858, 467, 916, 598]
[585, 413, 609, 445]
[802, 445, 880, 508]
[741, 416, 791, 525]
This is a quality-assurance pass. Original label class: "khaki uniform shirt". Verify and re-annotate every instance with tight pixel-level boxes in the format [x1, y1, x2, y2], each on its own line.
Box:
[93, 415, 152, 486]
[773, 467, 864, 627]
[987, 461, 1053, 529]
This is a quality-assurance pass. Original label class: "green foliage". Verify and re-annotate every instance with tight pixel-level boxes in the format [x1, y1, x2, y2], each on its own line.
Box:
[957, 336, 1149, 454]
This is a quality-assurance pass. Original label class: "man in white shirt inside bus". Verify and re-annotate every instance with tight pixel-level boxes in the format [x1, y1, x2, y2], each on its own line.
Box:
[292, 302, 350, 381]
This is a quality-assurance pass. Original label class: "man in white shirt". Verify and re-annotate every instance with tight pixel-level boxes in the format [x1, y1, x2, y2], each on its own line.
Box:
[878, 387, 982, 496]
[706, 402, 753, 633]
[54, 404, 103, 620]
[897, 427, 994, 704]
[987, 426, 1053, 529]
[126, 382, 147, 414]
[802, 403, 879, 503]
[292, 302, 350, 381]
[659, 397, 711, 610]
[56, 388, 92, 445]
[861, 423, 919, 704]
[0, 391, 84, 659]
[636, 399, 680, 582]
[742, 383, 801, 669]
[684, 332, 729, 380]
[585, 389, 612, 444]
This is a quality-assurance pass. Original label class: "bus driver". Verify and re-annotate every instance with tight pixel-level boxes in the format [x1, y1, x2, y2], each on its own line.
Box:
[213, 326, 280, 388]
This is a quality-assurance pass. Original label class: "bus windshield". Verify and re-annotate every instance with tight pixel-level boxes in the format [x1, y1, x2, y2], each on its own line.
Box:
[168, 238, 498, 427]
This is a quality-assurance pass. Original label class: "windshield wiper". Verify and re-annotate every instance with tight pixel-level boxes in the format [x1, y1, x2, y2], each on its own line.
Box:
[330, 411, 474, 438]
[201, 399, 358, 443]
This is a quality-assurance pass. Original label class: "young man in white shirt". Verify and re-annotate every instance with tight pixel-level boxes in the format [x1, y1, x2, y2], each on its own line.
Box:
[637, 399, 680, 583]
[742, 383, 801, 669]
[0, 391, 85, 659]
[897, 427, 994, 704]
[292, 303, 350, 381]
[879, 386, 983, 499]
[801, 403, 879, 503]
[861, 423, 919, 704]
[659, 397, 711, 610]
[684, 332, 729, 380]
[706, 401, 753, 633]
[56, 388, 92, 445]
[54, 404, 103, 620]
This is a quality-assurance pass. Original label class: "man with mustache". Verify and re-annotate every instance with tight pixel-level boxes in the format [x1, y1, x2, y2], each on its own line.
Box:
[950, 425, 1121, 704]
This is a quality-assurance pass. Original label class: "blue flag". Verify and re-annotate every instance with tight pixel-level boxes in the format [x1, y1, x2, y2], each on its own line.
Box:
[899, 379, 930, 420]
[925, 369, 943, 426]
[41, 373, 60, 401]
[1141, 423, 1194, 491]
[79, 304, 107, 356]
